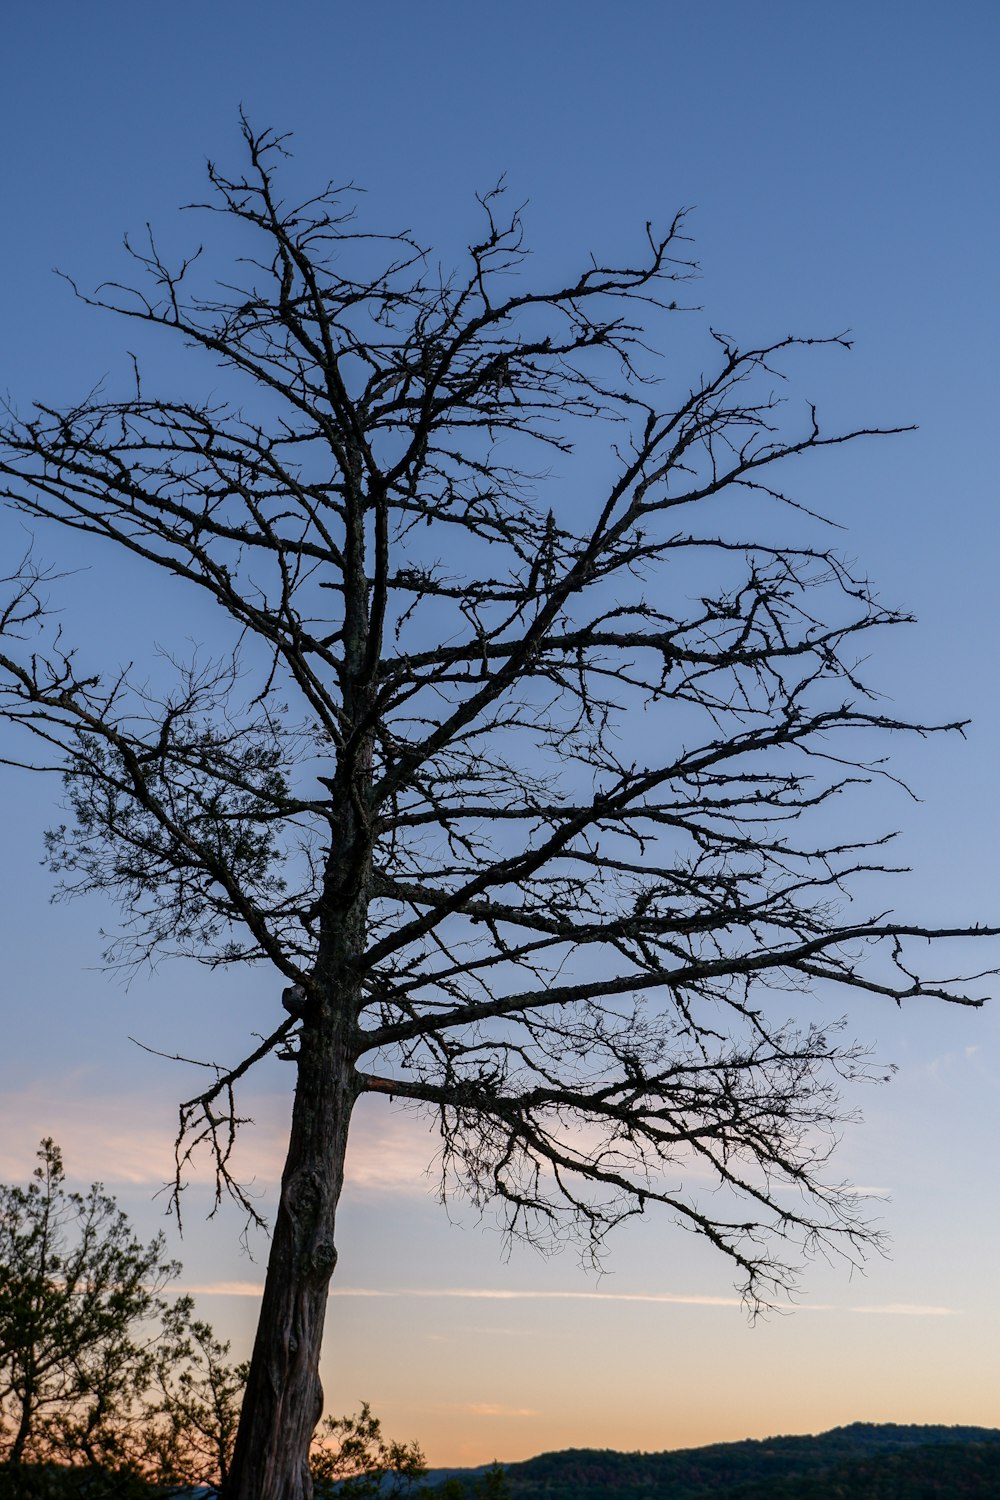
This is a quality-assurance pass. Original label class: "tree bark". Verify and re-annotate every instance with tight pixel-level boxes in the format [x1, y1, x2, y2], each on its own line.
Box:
[224, 1000, 357, 1500]
[7, 1384, 34, 1467]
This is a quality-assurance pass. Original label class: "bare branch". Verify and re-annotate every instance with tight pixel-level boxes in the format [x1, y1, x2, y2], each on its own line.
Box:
[1, 117, 994, 1492]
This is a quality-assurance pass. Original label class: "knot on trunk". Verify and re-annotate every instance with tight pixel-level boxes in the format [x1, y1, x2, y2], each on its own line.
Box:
[284, 1167, 323, 1233]
[311, 1239, 338, 1277]
[282, 983, 310, 1018]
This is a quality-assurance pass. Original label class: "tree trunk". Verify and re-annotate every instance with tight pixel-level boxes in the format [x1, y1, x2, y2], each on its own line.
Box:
[7, 1382, 34, 1466]
[224, 1003, 357, 1500]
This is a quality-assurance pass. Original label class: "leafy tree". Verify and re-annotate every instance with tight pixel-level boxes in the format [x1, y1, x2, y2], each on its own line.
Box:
[433, 1464, 512, 1500]
[0, 1142, 253, 1494]
[474, 1466, 512, 1500]
[0, 1139, 176, 1472]
[142, 1305, 248, 1492]
[1, 119, 996, 1497]
[309, 1401, 427, 1496]
[0, 1462, 152, 1500]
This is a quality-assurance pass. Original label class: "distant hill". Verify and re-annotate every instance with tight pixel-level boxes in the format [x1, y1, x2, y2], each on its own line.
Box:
[425, 1423, 1000, 1498]
[4, 1424, 998, 1498]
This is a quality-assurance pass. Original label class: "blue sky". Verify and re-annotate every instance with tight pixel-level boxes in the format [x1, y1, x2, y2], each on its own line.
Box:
[1, 0, 998, 1466]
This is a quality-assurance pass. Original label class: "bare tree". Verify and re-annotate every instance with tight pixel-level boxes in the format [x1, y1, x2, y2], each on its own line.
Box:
[0, 120, 994, 1498]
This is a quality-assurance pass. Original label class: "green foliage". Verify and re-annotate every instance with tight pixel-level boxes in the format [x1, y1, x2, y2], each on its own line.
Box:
[7, 1136, 992, 1499]
[140, 1304, 248, 1491]
[44, 705, 293, 971]
[728, 1439, 1000, 1497]
[433, 1463, 512, 1500]
[0, 1138, 178, 1471]
[422, 1425, 1000, 1500]
[310, 1400, 428, 1496]
[0, 1140, 250, 1492]
[0, 1462, 156, 1498]
[0, 1144, 450, 1494]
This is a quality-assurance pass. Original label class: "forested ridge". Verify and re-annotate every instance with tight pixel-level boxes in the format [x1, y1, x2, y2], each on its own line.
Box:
[3, 1421, 999, 1496]
[425, 1423, 1000, 1499]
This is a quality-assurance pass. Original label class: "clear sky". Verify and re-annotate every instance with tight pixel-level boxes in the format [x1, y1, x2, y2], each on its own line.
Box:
[1, 0, 999, 1469]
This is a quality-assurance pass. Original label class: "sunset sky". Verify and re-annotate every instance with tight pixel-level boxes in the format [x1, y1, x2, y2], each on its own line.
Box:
[2, 0, 999, 1469]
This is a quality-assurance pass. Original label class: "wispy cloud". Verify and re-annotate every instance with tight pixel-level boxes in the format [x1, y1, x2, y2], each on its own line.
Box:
[848, 1302, 954, 1317]
[343, 1102, 441, 1194]
[462, 1404, 538, 1418]
[173, 1282, 268, 1298]
[0, 1078, 186, 1185]
[0, 1081, 439, 1196]
[329, 1287, 743, 1308]
[171, 1283, 957, 1317]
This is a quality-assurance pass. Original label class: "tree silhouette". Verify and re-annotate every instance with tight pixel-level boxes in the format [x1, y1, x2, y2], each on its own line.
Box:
[0, 1139, 175, 1473]
[0, 120, 995, 1498]
[309, 1401, 426, 1496]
